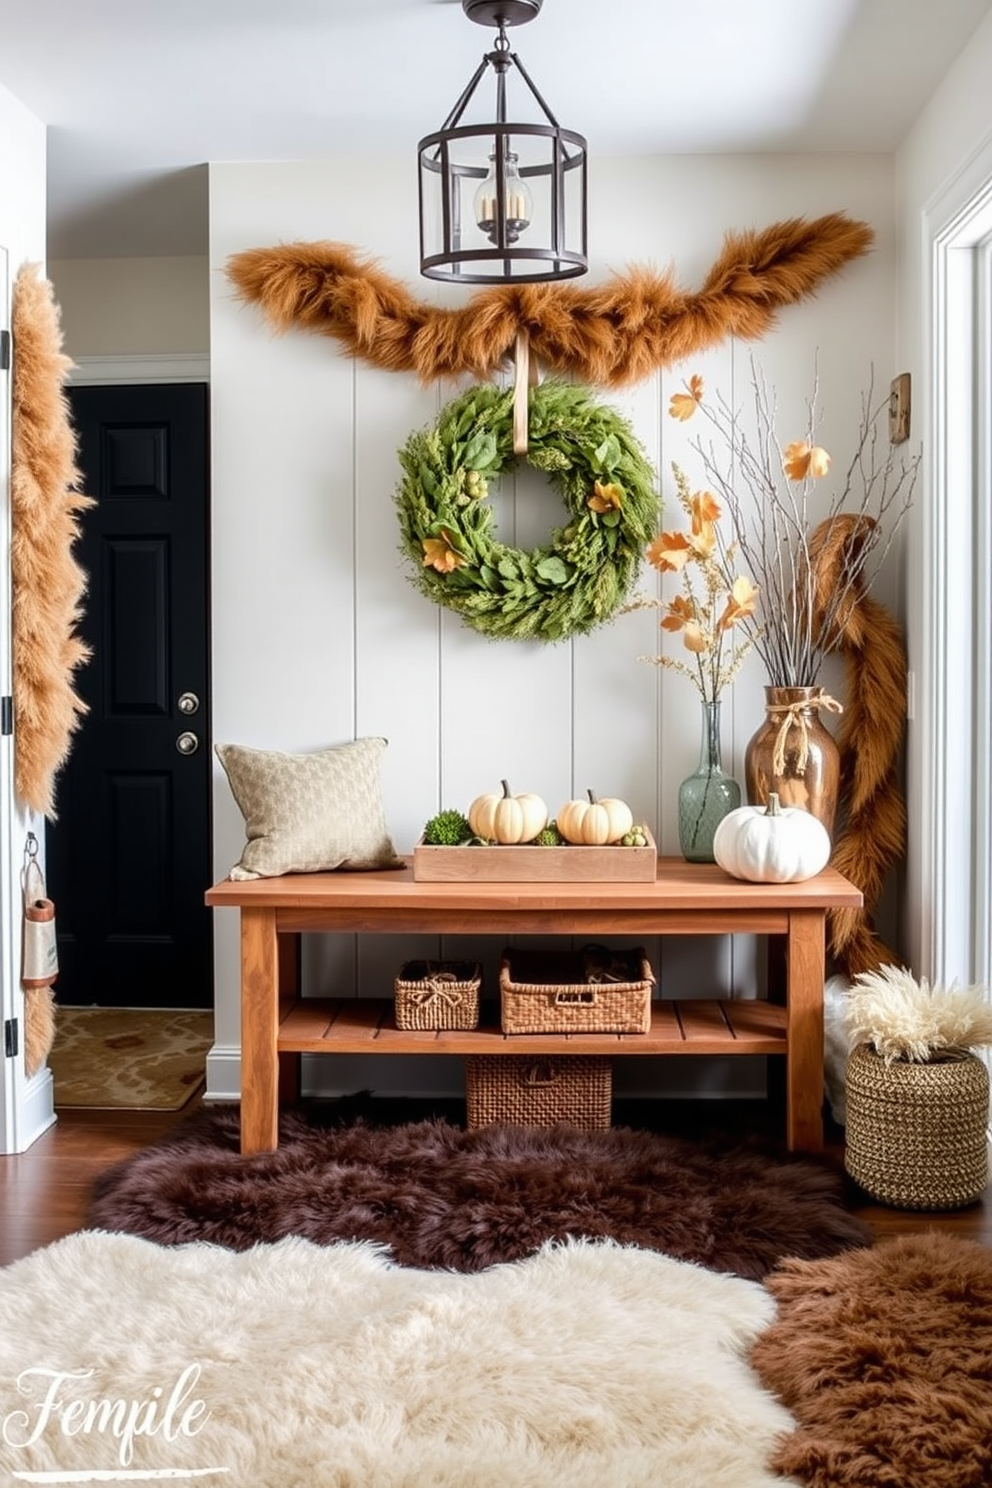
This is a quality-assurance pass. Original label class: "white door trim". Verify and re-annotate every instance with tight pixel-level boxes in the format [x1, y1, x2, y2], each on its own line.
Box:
[69, 352, 210, 386]
[921, 138, 992, 991]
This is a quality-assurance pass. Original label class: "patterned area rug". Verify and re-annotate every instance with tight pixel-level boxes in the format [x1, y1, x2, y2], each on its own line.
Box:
[47, 1007, 213, 1110]
[87, 1106, 872, 1278]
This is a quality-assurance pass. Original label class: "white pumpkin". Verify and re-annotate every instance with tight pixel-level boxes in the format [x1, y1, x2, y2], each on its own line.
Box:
[468, 780, 548, 844]
[557, 790, 635, 846]
[713, 793, 831, 883]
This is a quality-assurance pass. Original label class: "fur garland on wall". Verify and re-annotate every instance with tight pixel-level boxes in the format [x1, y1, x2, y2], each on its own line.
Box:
[811, 515, 907, 975]
[10, 263, 93, 819]
[226, 212, 873, 387]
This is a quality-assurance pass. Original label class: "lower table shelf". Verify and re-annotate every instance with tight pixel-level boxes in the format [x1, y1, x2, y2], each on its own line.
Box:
[277, 997, 788, 1057]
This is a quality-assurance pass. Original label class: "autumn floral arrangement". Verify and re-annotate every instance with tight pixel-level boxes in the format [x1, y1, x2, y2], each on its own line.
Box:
[653, 361, 923, 953]
[626, 460, 758, 857]
[630, 463, 757, 705]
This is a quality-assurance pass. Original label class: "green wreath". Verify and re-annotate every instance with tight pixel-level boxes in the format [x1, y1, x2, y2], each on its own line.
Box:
[394, 381, 659, 642]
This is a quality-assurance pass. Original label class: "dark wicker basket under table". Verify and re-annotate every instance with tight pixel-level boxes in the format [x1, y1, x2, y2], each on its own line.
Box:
[465, 1055, 612, 1130]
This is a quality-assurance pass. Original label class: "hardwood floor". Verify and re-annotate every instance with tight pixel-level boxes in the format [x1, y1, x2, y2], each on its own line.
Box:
[0, 1107, 192, 1267]
[1, 1097, 989, 1268]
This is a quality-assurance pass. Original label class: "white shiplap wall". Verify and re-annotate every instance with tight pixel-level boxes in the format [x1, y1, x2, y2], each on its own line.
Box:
[207, 150, 895, 1099]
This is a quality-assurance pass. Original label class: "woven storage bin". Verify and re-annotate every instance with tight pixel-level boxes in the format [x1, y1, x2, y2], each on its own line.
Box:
[844, 1044, 990, 1210]
[394, 960, 481, 1031]
[465, 1055, 612, 1130]
[500, 944, 654, 1035]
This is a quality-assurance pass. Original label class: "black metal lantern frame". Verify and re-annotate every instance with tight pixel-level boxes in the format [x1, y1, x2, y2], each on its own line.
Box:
[418, 2, 588, 284]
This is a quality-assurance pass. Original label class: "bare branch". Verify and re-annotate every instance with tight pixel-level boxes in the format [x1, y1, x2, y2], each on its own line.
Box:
[679, 355, 919, 686]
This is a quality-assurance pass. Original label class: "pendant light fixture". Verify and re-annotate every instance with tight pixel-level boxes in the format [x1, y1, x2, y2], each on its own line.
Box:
[418, 0, 588, 283]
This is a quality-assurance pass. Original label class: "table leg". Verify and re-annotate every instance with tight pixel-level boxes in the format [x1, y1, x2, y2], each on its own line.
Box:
[240, 906, 280, 1154]
[785, 908, 825, 1152]
[277, 931, 302, 1106]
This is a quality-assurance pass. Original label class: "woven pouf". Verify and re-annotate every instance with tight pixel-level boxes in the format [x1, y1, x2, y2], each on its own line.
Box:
[845, 1044, 990, 1209]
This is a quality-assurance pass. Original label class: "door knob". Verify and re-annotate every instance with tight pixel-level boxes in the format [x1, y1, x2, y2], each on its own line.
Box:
[176, 731, 199, 755]
[178, 692, 200, 715]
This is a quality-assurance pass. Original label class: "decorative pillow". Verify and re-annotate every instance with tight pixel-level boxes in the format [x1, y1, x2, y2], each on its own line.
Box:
[215, 736, 403, 880]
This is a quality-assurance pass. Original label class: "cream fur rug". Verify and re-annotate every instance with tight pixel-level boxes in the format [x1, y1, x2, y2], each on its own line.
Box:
[0, 1232, 792, 1486]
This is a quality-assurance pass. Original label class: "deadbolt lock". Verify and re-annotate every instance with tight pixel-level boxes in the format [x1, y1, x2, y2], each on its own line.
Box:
[178, 692, 200, 715]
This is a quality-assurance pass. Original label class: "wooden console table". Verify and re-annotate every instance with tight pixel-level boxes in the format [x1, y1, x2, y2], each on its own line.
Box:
[206, 860, 861, 1156]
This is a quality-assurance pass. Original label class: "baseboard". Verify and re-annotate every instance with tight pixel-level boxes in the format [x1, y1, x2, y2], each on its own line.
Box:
[204, 1044, 241, 1103]
[18, 1067, 57, 1153]
[204, 1044, 769, 1104]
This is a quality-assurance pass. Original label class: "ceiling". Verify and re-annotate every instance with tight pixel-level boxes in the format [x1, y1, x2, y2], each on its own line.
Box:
[0, 0, 989, 260]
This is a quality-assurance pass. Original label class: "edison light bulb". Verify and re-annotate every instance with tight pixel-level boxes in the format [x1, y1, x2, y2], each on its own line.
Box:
[473, 151, 532, 244]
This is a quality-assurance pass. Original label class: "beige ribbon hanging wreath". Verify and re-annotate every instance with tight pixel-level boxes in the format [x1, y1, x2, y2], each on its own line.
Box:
[225, 212, 874, 386]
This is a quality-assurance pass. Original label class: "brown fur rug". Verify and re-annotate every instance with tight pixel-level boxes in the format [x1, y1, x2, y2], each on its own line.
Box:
[752, 1232, 992, 1487]
[87, 1108, 871, 1280]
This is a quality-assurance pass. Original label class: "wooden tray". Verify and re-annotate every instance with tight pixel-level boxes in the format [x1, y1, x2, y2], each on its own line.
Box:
[413, 828, 658, 883]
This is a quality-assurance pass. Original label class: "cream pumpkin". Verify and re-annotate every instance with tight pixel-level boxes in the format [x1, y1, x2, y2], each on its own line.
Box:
[557, 790, 635, 846]
[468, 780, 548, 844]
[713, 793, 831, 883]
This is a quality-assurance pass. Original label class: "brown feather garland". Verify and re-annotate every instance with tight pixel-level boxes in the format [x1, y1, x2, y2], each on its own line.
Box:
[225, 212, 874, 387]
[11, 264, 93, 819]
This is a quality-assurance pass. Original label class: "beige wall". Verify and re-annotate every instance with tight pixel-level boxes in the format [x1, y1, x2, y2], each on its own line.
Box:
[48, 255, 209, 358]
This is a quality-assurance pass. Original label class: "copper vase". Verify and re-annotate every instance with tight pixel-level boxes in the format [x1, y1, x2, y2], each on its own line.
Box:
[744, 685, 841, 835]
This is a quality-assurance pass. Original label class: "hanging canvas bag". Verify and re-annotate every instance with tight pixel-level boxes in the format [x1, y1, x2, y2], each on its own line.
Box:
[21, 832, 58, 988]
[21, 832, 59, 1078]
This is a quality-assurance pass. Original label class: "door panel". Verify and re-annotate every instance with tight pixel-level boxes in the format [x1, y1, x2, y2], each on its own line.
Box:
[46, 383, 212, 1009]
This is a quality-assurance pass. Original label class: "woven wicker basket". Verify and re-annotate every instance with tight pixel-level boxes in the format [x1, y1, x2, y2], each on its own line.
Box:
[844, 1044, 990, 1210]
[394, 960, 481, 1031]
[464, 1055, 612, 1129]
[499, 945, 654, 1035]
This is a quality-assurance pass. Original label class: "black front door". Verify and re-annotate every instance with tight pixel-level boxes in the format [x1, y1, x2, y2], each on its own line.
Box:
[46, 383, 212, 1009]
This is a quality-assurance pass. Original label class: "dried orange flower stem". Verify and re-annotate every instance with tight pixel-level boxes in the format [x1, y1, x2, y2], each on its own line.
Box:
[630, 466, 756, 704]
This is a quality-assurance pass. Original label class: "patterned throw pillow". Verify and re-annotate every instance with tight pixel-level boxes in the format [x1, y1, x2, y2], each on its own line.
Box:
[215, 737, 403, 880]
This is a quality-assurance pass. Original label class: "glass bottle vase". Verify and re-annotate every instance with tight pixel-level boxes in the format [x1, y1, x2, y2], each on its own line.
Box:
[678, 700, 742, 863]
